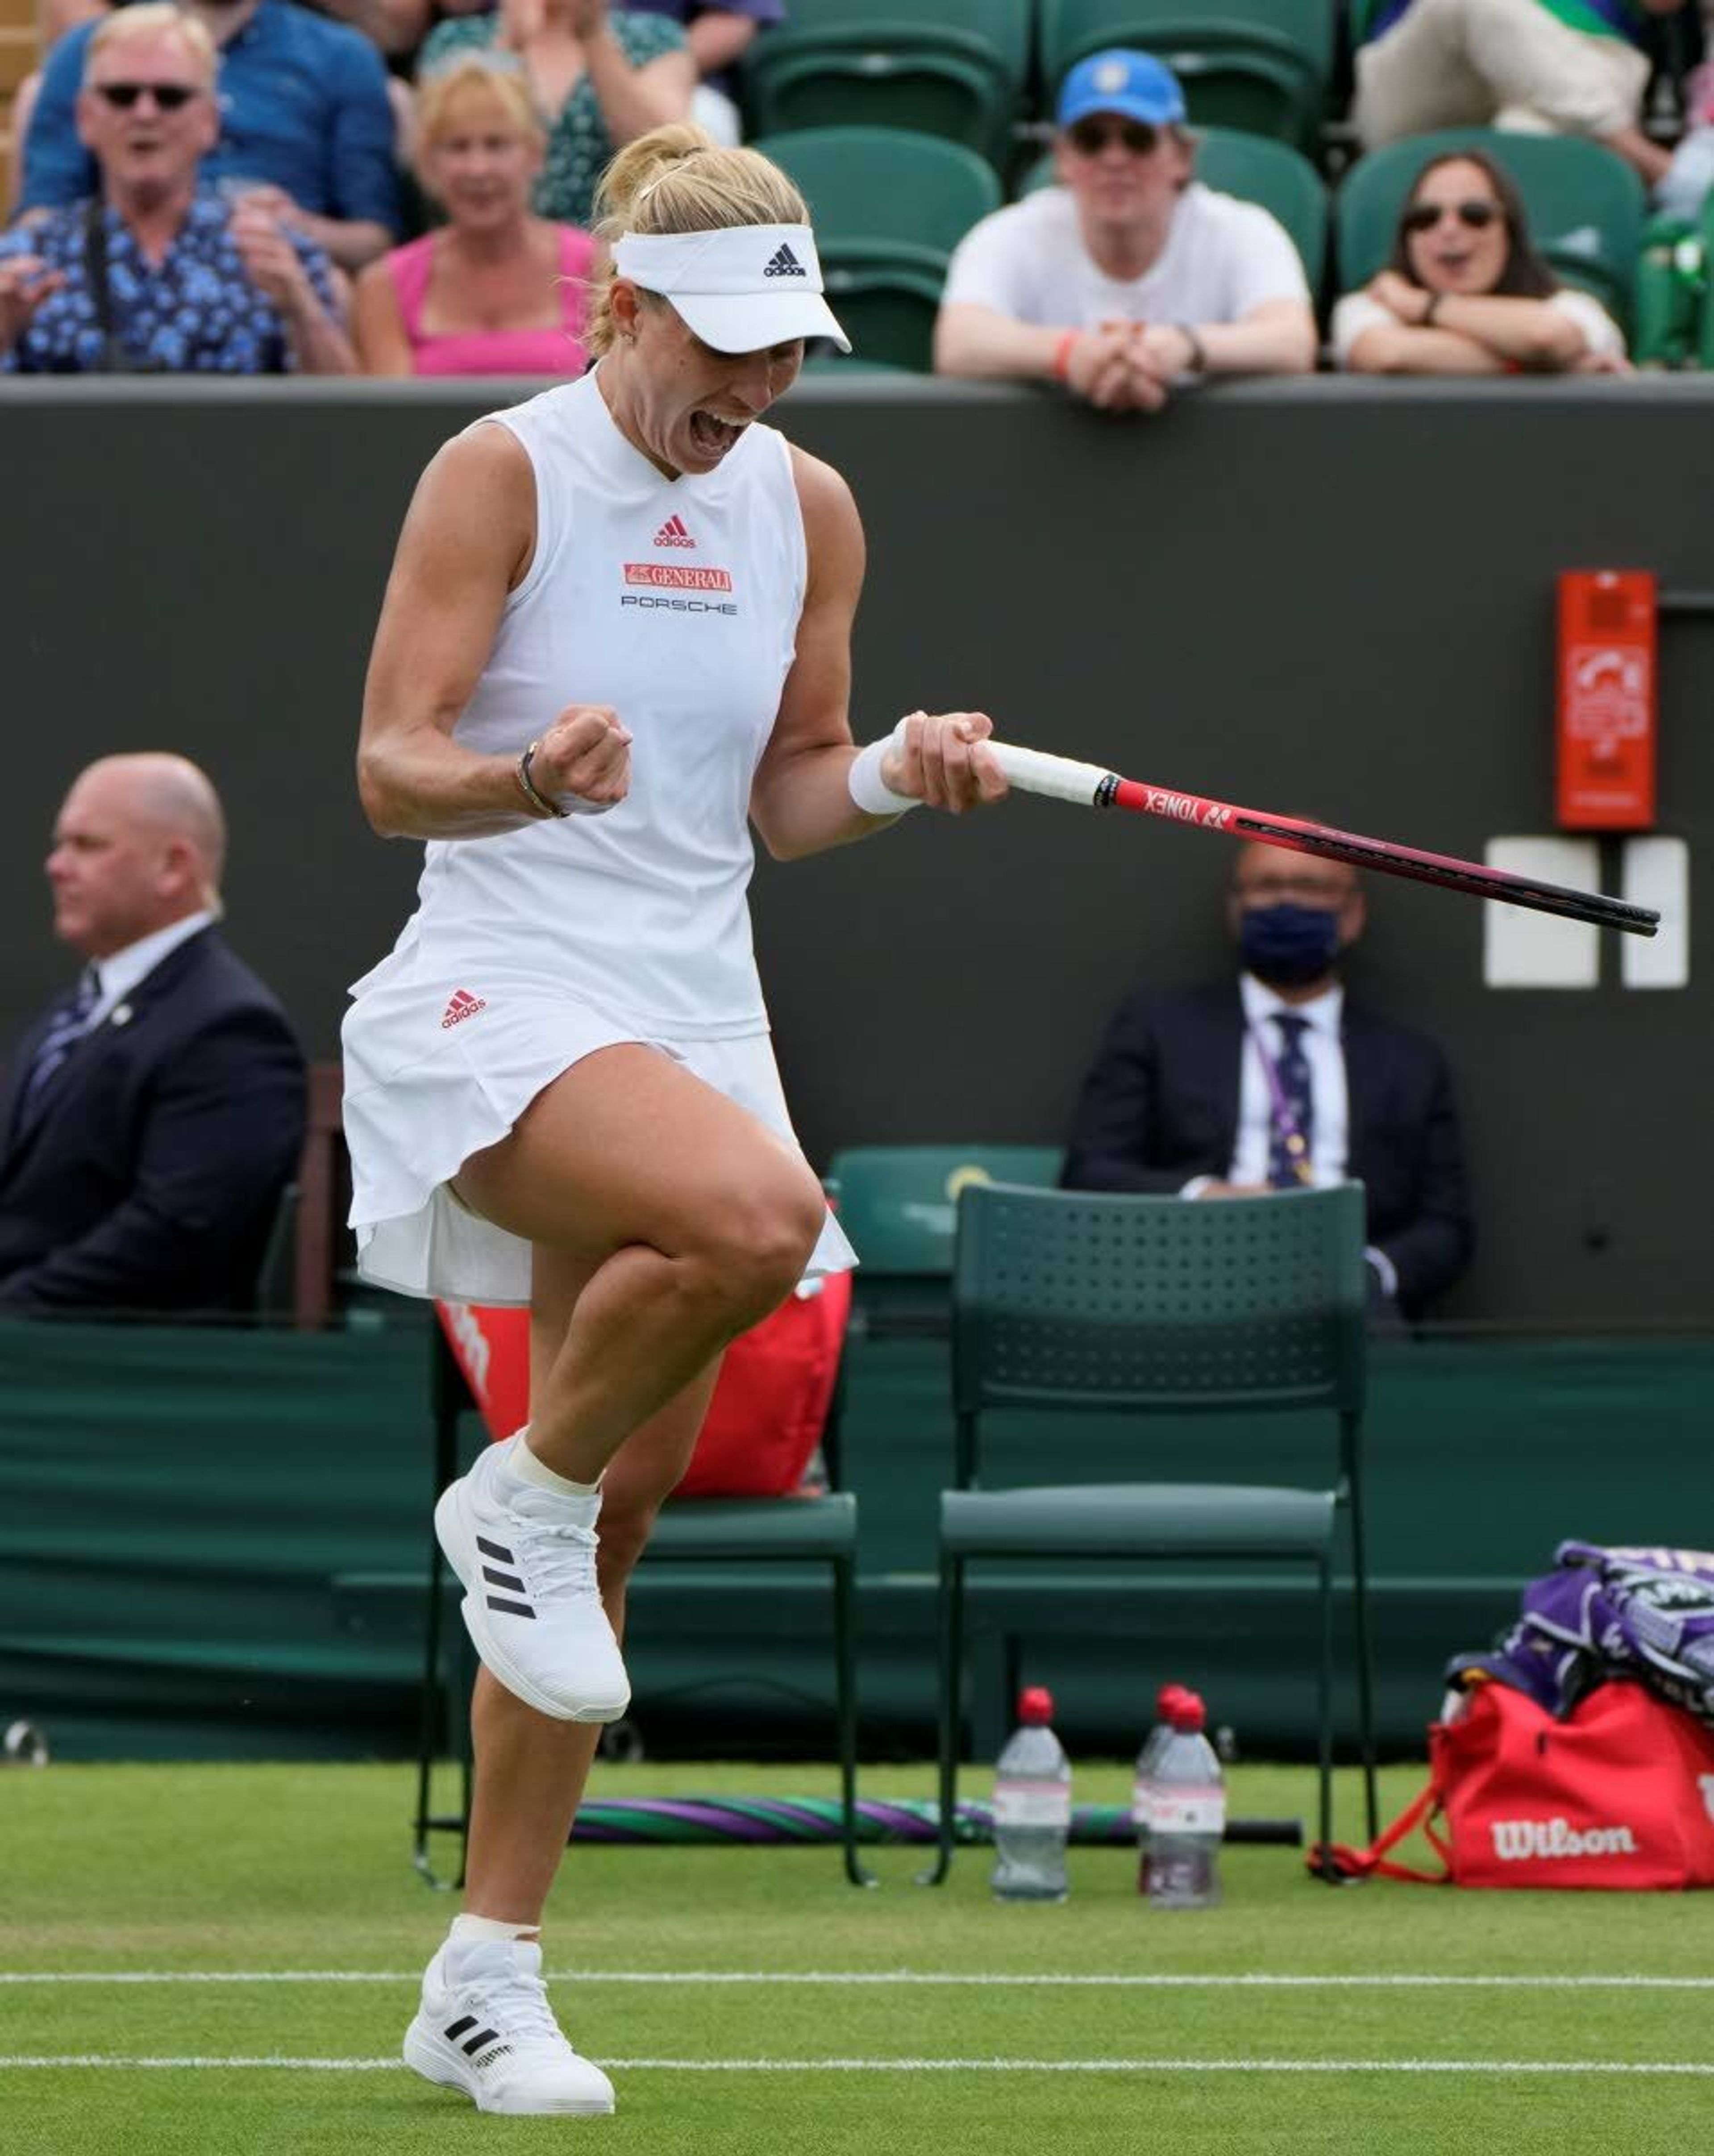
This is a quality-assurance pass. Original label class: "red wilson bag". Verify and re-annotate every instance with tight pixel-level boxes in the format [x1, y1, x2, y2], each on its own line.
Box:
[1315, 1679, 1714, 1890]
[435, 1270, 850, 1500]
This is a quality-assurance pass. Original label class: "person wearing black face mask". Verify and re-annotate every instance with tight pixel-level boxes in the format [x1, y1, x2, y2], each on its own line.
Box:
[1060, 842, 1473, 1323]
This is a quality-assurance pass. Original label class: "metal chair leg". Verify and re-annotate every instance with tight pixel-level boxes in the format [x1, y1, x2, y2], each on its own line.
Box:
[1345, 1461, 1379, 1840]
[833, 1551, 874, 1887]
[1315, 1552, 1335, 1879]
[921, 1548, 962, 1885]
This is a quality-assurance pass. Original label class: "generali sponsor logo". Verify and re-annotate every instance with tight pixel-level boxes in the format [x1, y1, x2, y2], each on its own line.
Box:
[1489, 1816, 1639, 1861]
[624, 562, 733, 591]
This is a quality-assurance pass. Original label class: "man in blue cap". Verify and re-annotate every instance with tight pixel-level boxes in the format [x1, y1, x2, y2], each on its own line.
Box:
[935, 49, 1316, 407]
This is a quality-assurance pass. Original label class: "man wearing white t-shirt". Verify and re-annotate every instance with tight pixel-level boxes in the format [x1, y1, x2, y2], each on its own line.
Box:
[934, 48, 1317, 410]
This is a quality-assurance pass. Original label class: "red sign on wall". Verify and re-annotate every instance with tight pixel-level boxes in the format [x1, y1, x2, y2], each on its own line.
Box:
[1556, 570, 1656, 832]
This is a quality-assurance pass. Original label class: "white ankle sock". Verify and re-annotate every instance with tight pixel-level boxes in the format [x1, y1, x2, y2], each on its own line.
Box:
[507, 1428, 602, 1500]
[449, 1913, 538, 1947]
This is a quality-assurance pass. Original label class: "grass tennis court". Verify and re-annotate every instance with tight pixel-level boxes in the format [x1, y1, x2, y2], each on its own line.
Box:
[4, 1756, 1711, 2154]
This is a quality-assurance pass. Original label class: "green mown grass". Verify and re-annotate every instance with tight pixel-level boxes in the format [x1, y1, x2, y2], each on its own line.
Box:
[2, 1760, 1709, 2154]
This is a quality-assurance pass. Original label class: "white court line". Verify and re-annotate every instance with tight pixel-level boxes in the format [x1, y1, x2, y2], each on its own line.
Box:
[3, 2056, 1714, 2077]
[4, 1969, 1714, 1990]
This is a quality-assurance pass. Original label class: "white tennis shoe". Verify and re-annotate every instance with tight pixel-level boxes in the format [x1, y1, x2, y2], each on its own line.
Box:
[434, 1435, 630, 1722]
[404, 1938, 616, 2117]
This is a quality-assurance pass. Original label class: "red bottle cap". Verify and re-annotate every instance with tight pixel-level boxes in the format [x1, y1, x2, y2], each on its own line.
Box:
[1169, 1693, 1207, 1732]
[1157, 1682, 1191, 1717]
[1018, 1686, 1055, 1724]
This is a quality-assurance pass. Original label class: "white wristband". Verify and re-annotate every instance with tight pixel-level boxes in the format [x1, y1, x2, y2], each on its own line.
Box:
[847, 720, 921, 818]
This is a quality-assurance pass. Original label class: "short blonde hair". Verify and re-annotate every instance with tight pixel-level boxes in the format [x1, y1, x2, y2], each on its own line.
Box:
[585, 122, 809, 359]
[415, 54, 544, 165]
[86, 4, 217, 85]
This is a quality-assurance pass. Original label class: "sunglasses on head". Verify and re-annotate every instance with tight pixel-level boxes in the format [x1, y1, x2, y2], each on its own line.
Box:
[1403, 198, 1501, 235]
[1066, 115, 1160, 157]
[93, 80, 203, 111]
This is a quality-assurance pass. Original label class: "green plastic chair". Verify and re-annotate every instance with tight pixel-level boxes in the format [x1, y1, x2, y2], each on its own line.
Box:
[742, 0, 1031, 167]
[753, 127, 1004, 371]
[828, 1145, 1065, 1333]
[1036, 1, 1335, 150]
[1335, 129, 1645, 334]
[925, 1181, 1376, 1885]
[1019, 124, 1327, 292]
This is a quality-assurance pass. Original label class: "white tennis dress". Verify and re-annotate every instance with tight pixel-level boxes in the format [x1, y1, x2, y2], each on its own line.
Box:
[342, 368, 857, 1304]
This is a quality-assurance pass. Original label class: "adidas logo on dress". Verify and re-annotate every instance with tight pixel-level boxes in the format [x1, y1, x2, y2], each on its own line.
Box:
[763, 243, 805, 278]
[441, 989, 487, 1030]
[653, 514, 695, 548]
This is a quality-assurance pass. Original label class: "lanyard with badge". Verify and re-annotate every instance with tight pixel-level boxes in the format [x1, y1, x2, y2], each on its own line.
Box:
[1246, 1020, 1314, 1186]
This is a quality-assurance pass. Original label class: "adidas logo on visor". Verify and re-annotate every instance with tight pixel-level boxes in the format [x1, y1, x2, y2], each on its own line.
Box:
[763, 242, 806, 279]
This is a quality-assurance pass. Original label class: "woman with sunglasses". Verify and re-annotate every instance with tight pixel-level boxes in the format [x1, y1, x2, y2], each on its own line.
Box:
[1333, 150, 1627, 376]
[345, 121, 1006, 2119]
[354, 55, 595, 376]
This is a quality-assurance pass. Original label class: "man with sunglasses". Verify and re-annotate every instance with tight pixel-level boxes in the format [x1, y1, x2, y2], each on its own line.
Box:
[0, 4, 354, 372]
[934, 49, 1316, 409]
[16, 0, 400, 273]
[1352, 0, 1688, 189]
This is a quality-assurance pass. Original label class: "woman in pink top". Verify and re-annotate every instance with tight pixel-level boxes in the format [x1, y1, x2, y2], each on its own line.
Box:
[355, 54, 594, 377]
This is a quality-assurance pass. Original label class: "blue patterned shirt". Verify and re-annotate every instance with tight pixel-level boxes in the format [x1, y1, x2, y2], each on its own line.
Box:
[0, 194, 340, 374]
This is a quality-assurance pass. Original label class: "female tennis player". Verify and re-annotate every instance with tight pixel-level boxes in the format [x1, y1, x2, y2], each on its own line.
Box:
[342, 122, 1008, 2118]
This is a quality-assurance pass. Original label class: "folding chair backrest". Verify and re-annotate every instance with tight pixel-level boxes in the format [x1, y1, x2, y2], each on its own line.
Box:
[830, 1145, 1065, 1278]
[952, 1182, 1367, 1427]
[1038, 0, 1335, 82]
[1335, 129, 1644, 326]
[1194, 125, 1327, 291]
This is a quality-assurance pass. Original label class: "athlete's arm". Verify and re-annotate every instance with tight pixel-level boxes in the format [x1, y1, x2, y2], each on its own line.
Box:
[749, 448, 1005, 861]
[357, 425, 630, 840]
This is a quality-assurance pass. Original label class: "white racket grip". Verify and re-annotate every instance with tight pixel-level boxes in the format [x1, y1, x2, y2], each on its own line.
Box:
[987, 741, 1114, 807]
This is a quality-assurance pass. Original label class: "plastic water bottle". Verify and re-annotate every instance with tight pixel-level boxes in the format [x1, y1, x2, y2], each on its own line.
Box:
[1146, 1692, 1225, 1910]
[990, 1685, 1071, 1902]
[1132, 1682, 1192, 1894]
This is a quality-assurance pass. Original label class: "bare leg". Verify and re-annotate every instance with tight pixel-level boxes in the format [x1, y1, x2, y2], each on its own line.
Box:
[453, 1044, 828, 1484]
[460, 1232, 727, 1923]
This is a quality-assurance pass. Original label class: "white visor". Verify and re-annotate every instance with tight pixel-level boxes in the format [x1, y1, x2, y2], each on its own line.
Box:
[613, 223, 851, 354]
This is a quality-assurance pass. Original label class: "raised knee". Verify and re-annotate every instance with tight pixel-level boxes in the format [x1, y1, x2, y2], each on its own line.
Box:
[698, 1171, 826, 1319]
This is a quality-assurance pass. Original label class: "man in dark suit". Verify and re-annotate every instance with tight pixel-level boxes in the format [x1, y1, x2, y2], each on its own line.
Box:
[0, 753, 308, 1316]
[1061, 842, 1472, 1319]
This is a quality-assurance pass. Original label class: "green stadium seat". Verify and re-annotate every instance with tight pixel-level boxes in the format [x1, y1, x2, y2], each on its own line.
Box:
[1036, 1, 1335, 150]
[1335, 129, 1646, 334]
[827, 1143, 1064, 1334]
[742, 0, 1031, 169]
[754, 128, 1004, 372]
[1020, 125, 1327, 294]
[923, 1181, 1377, 1885]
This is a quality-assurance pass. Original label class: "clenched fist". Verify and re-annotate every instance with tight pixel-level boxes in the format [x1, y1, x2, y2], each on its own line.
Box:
[530, 705, 631, 815]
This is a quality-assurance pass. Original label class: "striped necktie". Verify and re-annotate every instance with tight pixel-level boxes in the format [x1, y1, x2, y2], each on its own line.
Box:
[17, 966, 101, 1124]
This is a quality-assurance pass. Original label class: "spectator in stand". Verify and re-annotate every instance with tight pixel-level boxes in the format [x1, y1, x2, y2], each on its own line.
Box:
[625, 0, 783, 144]
[934, 49, 1316, 412]
[1351, 0, 1687, 188]
[416, 0, 694, 229]
[1060, 844, 1473, 1325]
[0, 754, 307, 1318]
[1334, 147, 1629, 373]
[355, 54, 594, 374]
[36, 0, 433, 62]
[17, 0, 401, 273]
[0, 6, 354, 373]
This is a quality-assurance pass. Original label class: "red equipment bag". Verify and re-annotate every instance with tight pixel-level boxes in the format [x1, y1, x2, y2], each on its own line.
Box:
[435, 1270, 851, 1499]
[1315, 1680, 1714, 1890]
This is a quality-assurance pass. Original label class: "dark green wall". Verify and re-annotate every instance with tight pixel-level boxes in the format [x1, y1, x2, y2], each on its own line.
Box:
[3, 377, 1710, 1322]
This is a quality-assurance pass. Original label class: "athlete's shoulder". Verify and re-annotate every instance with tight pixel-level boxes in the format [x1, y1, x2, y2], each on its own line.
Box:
[785, 440, 861, 541]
